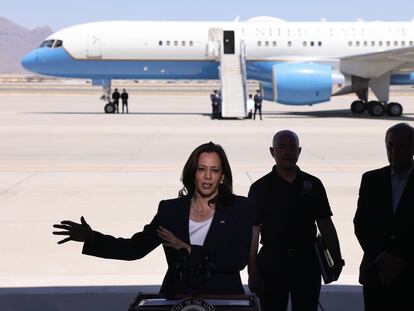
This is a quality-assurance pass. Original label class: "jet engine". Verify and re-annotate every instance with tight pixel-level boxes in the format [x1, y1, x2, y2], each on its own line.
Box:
[263, 62, 334, 105]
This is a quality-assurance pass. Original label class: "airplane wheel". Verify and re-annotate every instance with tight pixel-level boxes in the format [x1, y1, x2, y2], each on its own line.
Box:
[387, 102, 403, 117]
[104, 103, 115, 113]
[367, 101, 384, 116]
[351, 100, 365, 113]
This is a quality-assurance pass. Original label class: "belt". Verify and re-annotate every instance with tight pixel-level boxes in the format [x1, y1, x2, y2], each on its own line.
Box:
[263, 245, 314, 256]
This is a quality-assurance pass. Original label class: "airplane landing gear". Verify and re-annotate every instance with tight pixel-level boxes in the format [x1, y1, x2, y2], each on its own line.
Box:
[350, 100, 366, 113]
[104, 103, 116, 113]
[367, 101, 385, 117]
[350, 99, 403, 117]
[386, 102, 403, 117]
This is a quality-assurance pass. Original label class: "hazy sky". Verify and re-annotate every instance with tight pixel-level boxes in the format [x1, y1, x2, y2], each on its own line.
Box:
[4, 0, 414, 31]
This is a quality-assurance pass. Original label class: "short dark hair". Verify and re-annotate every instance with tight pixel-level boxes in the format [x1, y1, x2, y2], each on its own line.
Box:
[385, 123, 414, 146]
[179, 142, 233, 208]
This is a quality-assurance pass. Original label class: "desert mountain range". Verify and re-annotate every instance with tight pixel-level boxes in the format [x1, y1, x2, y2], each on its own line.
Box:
[0, 17, 52, 74]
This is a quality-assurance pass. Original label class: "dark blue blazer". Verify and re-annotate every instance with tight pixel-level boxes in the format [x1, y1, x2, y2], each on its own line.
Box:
[354, 165, 414, 285]
[83, 195, 254, 295]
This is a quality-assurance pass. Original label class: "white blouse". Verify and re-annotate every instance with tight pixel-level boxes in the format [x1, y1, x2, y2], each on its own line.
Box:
[189, 217, 213, 246]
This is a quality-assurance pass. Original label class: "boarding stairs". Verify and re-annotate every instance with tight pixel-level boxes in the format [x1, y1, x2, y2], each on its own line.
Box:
[219, 44, 248, 118]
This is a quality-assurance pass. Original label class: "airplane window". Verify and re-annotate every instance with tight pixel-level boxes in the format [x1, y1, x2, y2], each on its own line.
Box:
[303, 41, 307, 47]
[410, 41, 413, 46]
[47, 40, 55, 48]
[401, 41, 405, 47]
[356, 41, 360, 47]
[310, 41, 314, 47]
[166, 41, 170, 46]
[189, 41, 194, 46]
[394, 41, 398, 46]
[348, 41, 352, 47]
[379, 41, 383, 47]
[181, 41, 185, 46]
[54, 40, 63, 48]
[265, 41, 269, 47]
[386, 41, 390, 46]
[371, 41, 375, 46]
[287, 41, 292, 47]
[272, 41, 277, 46]
[39, 40, 49, 48]
[174, 41, 178, 46]
[363, 41, 368, 47]
[318, 41, 322, 47]
[257, 41, 261, 47]
[159, 41, 163, 46]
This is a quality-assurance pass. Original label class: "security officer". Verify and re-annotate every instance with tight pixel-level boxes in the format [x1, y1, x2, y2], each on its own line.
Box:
[210, 90, 221, 119]
[253, 90, 263, 120]
[121, 88, 129, 114]
[248, 130, 344, 311]
[112, 88, 120, 113]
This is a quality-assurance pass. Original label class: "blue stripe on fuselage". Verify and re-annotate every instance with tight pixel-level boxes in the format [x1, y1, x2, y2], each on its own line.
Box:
[22, 48, 414, 85]
[22, 48, 220, 79]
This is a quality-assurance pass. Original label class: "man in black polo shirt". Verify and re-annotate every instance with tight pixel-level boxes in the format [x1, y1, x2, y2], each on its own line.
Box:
[248, 130, 344, 311]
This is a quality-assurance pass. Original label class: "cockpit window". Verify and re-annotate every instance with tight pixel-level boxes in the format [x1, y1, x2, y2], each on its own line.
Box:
[47, 40, 55, 48]
[39, 40, 49, 48]
[54, 40, 63, 48]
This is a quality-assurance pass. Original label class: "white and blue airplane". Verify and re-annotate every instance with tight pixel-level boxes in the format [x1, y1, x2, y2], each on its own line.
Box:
[21, 17, 414, 116]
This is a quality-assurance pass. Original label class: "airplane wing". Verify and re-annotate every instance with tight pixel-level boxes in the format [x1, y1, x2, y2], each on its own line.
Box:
[340, 46, 414, 78]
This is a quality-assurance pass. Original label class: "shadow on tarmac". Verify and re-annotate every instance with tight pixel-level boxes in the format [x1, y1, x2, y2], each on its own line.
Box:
[265, 109, 414, 121]
[25, 110, 414, 121]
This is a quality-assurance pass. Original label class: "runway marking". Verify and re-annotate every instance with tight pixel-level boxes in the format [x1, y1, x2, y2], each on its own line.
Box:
[0, 172, 37, 196]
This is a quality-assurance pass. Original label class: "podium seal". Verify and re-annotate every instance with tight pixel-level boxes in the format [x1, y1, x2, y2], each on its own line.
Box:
[171, 298, 215, 311]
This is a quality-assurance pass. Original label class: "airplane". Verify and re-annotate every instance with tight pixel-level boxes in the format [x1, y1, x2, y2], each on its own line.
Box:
[21, 17, 414, 117]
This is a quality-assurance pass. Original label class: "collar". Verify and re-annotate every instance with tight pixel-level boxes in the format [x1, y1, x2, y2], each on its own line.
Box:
[272, 165, 301, 181]
[391, 161, 414, 179]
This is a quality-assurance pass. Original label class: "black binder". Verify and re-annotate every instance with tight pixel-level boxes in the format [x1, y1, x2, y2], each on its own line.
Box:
[314, 234, 334, 284]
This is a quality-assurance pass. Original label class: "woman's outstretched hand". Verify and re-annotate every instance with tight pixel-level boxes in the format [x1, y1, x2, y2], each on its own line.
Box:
[157, 226, 191, 254]
[53, 216, 94, 244]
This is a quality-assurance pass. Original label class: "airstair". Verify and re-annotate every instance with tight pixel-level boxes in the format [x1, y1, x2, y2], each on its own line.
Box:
[219, 48, 248, 118]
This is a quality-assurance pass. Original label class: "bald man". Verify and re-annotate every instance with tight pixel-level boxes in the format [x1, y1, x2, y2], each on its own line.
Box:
[248, 130, 343, 311]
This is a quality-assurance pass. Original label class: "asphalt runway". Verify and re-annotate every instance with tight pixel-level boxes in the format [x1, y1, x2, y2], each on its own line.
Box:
[1, 90, 413, 288]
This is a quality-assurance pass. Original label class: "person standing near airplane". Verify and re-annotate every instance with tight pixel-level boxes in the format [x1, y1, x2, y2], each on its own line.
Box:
[253, 90, 263, 121]
[53, 142, 255, 296]
[247, 94, 254, 119]
[354, 123, 414, 311]
[121, 89, 129, 114]
[210, 90, 221, 120]
[248, 130, 344, 311]
[112, 88, 120, 113]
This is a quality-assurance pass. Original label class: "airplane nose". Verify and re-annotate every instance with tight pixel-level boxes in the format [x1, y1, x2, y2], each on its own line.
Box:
[21, 50, 40, 71]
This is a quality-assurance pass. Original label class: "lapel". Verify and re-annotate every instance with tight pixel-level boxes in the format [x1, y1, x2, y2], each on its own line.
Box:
[395, 167, 414, 217]
[382, 166, 394, 217]
[173, 196, 191, 244]
[203, 205, 231, 249]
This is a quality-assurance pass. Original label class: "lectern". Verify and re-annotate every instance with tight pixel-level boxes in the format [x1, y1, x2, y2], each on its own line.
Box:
[128, 294, 260, 311]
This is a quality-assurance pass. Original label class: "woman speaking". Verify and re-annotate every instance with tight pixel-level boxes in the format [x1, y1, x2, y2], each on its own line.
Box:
[53, 142, 255, 295]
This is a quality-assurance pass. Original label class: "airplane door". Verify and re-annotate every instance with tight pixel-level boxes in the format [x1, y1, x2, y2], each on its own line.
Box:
[87, 34, 102, 58]
[223, 31, 235, 54]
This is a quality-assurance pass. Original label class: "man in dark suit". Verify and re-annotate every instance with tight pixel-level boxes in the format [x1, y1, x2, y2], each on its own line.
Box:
[253, 90, 263, 120]
[121, 88, 129, 114]
[210, 90, 221, 119]
[112, 88, 120, 113]
[354, 123, 414, 311]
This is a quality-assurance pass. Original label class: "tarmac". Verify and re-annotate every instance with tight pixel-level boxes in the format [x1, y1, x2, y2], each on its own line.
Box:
[0, 86, 413, 310]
